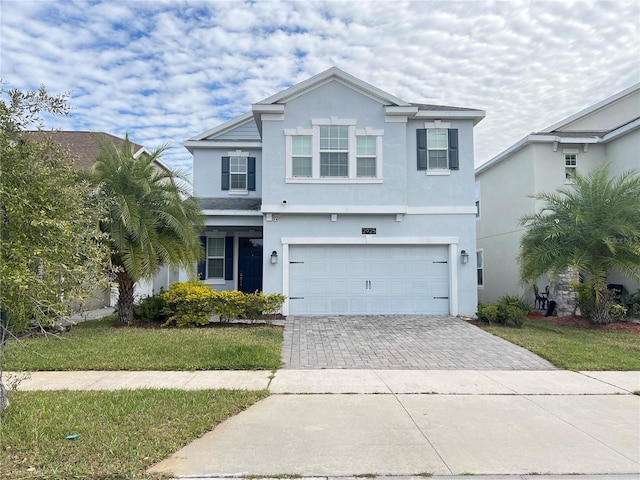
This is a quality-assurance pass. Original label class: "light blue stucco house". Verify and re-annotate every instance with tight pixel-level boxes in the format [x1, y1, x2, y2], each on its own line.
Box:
[186, 68, 485, 317]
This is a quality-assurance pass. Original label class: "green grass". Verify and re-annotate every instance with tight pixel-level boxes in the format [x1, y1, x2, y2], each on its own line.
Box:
[485, 319, 640, 370]
[1, 388, 268, 479]
[6, 317, 283, 371]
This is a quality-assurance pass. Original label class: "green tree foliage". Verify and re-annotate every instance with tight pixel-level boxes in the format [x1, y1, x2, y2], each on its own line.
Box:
[0, 85, 109, 410]
[90, 136, 204, 324]
[0, 86, 109, 331]
[519, 164, 640, 324]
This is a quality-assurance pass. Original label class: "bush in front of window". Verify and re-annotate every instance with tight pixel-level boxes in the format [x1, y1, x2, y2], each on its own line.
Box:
[161, 281, 217, 327]
[159, 282, 288, 327]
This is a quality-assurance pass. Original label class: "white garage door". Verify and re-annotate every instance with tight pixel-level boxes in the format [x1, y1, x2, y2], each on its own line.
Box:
[288, 244, 450, 315]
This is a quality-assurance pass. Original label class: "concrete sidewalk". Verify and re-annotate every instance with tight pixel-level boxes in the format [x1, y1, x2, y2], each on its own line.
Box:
[7, 369, 640, 477]
[8, 369, 640, 394]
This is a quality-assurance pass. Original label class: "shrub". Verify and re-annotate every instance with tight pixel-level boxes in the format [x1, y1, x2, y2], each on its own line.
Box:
[499, 294, 533, 313]
[133, 292, 167, 323]
[496, 303, 526, 328]
[609, 303, 627, 321]
[477, 295, 527, 328]
[477, 303, 498, 324]
[160, 281, 217, 327]
[212, 290, 247, 322]
[573, 282, 595, 318]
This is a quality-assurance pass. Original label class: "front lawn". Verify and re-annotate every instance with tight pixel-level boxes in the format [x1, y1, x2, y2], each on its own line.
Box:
[5, 317, 283, 371]
[0, 388, 268, 479]
[484, 318, 640, 370]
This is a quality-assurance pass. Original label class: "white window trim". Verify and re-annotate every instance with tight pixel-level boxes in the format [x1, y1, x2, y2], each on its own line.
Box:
[563, 148, 578, 185]
[204, 235, 226, 285]
[475, 182, 481, 220]
[285, 119, 383, 183]
[227, 150, 250, 194]
[476, 249, 484, 289]
[426, 128, 450, 172]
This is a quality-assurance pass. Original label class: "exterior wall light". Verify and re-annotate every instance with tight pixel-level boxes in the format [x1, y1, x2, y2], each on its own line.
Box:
[460, 250, 469, 264]
[270, 250, 278, 264]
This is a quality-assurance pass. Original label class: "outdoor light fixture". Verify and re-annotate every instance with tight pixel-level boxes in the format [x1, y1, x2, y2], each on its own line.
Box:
[270, 250, 278, 264]
[460, 250, 469, 264]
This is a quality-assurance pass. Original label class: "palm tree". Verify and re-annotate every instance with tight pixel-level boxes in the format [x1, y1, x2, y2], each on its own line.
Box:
[518, 164, 640, 324]
[91, 134, 204, 323]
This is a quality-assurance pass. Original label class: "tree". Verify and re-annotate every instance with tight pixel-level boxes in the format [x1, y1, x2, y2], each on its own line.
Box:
[0, 85, 109, 411]
[90, 136, 204, 324]
[518, 164, 640, 324]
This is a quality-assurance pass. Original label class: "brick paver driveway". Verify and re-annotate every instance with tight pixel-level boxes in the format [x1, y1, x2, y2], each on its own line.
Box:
[282, 315, 556, 370]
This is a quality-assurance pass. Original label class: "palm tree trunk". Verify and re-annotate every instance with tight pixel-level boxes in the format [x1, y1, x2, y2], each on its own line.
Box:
[116, 272, 135, 324]
[591, 284, 612, 325]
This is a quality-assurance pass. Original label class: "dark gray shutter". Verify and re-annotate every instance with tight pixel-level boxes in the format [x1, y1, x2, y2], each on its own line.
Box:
[416, 129, 427, 170]
[448, 129, 459, 170]
[197, 236, 206, 280]
[247, 157, 256, 191]
[221, 156, 230, 190]
[224, 236, 233, 280]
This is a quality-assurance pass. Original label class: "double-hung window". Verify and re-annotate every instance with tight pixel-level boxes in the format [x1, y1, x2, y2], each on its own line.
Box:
[206, 237, 225, 280]
[221, 152, 256, 192]
[476, 250, 484, 287]
[292, 135, 312, 177]
[320, 126, 349, 177]
[230, 156, 247, 190]
[417, 127, 459, 172]
[564, 150, 577, 183]
[285, 120, 383, 183]
[356, 136, 377, 177]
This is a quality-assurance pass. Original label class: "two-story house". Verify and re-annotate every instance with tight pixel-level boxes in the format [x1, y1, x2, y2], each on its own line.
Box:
[476, 83, 640, 307]
[187, 68, 485, 317]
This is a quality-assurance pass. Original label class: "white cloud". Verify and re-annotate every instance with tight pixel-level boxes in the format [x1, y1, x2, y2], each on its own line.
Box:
[2, 0, 638, 182]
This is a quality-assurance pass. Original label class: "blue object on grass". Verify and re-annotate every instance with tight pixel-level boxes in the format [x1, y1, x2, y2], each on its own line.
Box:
[66, 434, 79, 440]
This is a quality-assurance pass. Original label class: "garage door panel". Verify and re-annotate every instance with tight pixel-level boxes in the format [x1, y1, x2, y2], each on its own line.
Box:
[289, 244, 450, 315]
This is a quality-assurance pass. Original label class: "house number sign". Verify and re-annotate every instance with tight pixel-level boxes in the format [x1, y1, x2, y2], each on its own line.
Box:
[361, 228, 377, 235]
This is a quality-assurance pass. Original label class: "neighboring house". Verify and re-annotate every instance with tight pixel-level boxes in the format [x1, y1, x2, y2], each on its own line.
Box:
[186, 68, 485, 317]
[475, 83, 640, 306]
[33, 131, 178, 309]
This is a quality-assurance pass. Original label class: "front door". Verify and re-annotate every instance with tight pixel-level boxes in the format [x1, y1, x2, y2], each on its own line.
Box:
[238, 238, 263, 293]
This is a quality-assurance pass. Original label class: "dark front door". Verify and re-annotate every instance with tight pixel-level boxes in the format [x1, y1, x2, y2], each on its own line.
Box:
[238, 238, 263, 293]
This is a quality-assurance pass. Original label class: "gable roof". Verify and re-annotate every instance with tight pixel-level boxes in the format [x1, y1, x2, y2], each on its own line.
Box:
[476, 83, 640, 175]
[29, 131, 159, 170]
[187, 68, 485, 148]
[254, 67, 411, 107]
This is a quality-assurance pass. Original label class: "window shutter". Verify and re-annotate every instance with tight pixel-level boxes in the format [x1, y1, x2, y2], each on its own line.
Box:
[448, 129, 459, 170]
[224, 236, 233, 281]
[416, 129, 427, 170]
[221, 156, 230, 190]
[247, 157, 256, 191]
[197, 236, 206, 280]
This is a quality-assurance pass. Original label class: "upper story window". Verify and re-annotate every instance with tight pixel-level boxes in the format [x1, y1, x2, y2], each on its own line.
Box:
[320, 126, 349, 177]
[221, 151, 256, 193]
[230, 156, 247, 190]
[417, 126, 459, 173]
[564, 150, 577, 183]
[285, 118, 383, 183]
[292, 136, 312, 177]
[356, 136, 377, 177]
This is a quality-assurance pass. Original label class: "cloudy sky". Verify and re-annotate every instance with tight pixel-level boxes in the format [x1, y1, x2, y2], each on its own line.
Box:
[2, 0, 639, 178]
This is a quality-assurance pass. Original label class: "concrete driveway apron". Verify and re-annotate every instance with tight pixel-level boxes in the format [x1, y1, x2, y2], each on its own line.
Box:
[282, 315, 555, 370]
